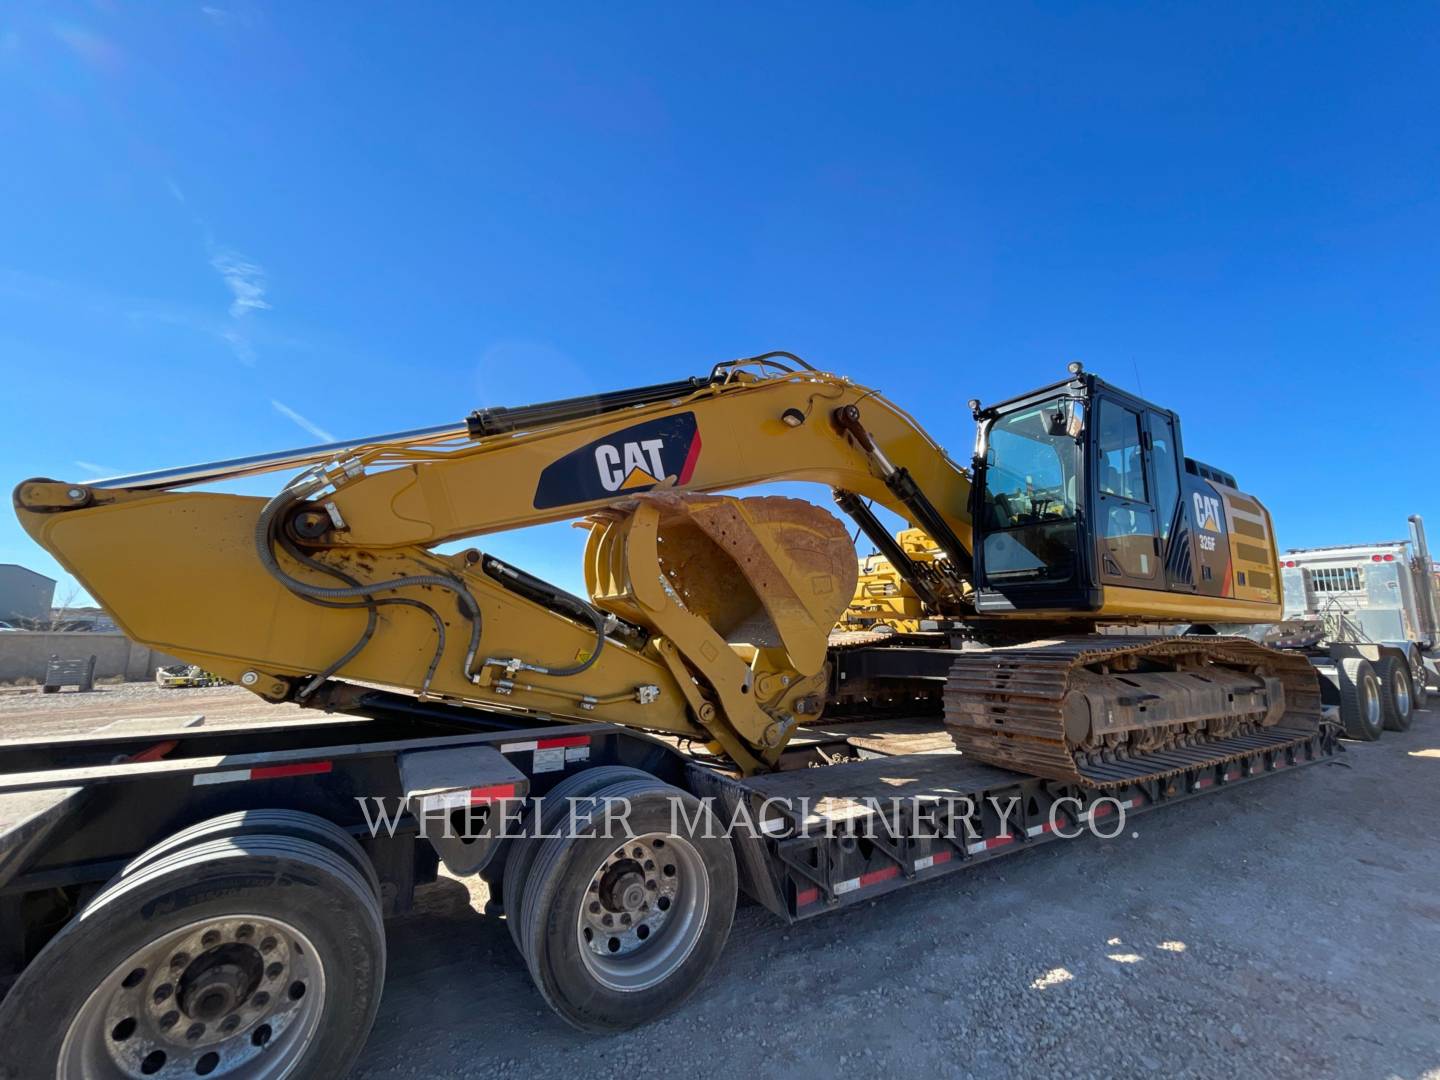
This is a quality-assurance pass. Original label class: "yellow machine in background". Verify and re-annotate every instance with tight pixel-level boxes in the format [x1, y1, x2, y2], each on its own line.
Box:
[839, 528, 944, 634]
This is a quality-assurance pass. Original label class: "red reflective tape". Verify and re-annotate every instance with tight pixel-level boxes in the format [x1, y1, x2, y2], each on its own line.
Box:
[933, 850, 953, 865]
[1092, 803, 1113, 819]
[796, 887, 819, 907]
[1196, 778, 1213, 788]
[678, 430, 703, 485]
[250, 761, 332, 781]
[536, 735, 590, 750]
[469, 783, 518, 802]
[985, 835, 1015, 850]
[859, 865, 900, 889]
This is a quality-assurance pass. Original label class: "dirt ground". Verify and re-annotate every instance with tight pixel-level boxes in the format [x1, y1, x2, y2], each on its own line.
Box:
[5, 684, 1438, 1078]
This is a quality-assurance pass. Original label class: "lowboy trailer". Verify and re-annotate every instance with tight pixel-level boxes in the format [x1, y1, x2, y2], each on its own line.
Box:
[0, 685, 1340, 1078]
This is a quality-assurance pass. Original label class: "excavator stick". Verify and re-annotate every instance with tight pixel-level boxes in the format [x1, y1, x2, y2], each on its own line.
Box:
[944, 636, 1325, 788]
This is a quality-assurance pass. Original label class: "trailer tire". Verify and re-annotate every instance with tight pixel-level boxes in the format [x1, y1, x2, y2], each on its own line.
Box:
[1338, 657, 1384, 741]
[1377, 657, 1415, 732]
[500, 765, 656, 953]
[0, 834, 384, 1080]
[121, 809, 381, 902]
[519, 777, 736, 1032]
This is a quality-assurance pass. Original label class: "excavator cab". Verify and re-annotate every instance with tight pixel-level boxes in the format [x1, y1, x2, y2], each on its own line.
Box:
[969, 363, 1230, 617]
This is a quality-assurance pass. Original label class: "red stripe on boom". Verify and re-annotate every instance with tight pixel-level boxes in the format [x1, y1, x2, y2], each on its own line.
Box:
[677, 431, 702, 485]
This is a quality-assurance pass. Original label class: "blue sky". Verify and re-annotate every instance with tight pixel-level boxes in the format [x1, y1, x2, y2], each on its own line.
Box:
[2, 2, 1437, 605]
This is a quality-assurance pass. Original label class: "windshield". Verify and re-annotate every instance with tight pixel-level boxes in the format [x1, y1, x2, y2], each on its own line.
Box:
[982, 398, 1078, 529]
[980, 397, 1081, 582]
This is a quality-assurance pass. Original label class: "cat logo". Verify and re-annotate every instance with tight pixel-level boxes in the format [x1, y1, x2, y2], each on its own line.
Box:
[596, 439, 667, 492]
[1192, 493, 1223, 532]
[533, 413, 702, 509]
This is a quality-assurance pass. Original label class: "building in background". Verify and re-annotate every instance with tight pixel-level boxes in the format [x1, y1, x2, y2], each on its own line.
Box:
[51, 606, 118, 632]
[0, 564, 56, 627]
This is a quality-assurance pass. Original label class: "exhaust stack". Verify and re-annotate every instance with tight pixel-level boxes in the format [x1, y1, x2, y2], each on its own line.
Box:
[1408, 515, 1439, 646]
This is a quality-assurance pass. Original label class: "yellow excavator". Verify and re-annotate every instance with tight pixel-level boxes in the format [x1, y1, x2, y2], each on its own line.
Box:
[15, 353, 1319, 784]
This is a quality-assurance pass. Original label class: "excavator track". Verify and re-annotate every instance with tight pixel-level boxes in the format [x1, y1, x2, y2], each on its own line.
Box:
[944, 636, 1325, 788]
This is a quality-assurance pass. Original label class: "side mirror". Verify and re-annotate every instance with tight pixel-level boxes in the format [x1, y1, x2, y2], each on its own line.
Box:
[1045, 400, 1084, 438]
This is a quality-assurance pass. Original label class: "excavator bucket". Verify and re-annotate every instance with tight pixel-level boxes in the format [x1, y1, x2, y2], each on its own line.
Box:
[584, 493, 857, 763]
[588, 493, 857, 673]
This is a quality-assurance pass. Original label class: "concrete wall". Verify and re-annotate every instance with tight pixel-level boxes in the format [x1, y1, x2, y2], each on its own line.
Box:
[0, 632, 183, 683]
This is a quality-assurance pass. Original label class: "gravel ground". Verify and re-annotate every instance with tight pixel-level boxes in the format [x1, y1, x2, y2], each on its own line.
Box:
[358, 712, 1440, 1080]
[6, 685, 1437, 1077]
[0, 681, 304, 736]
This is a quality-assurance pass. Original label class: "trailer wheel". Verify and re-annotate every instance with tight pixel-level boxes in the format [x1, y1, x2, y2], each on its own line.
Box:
[500, 766, 656, 953]
[1338, 657, 1384, 741]
[0, 835, 384, 1080]
[1376, 657, 1415, 732]
[121, 809, 381, 902]
[519, 777, 736, 1032]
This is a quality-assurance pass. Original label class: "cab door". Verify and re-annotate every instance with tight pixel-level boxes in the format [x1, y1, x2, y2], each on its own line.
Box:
[1094, 396, 1160, 587]
[1145, 410, 1195, 592]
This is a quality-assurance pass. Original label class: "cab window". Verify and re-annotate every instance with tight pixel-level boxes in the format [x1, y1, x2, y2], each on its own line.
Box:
[1097, 401, 1147, 502]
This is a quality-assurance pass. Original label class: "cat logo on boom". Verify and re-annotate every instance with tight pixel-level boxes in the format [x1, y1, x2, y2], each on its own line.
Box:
[596, 439, 668, 492]
[533, 413, 702, 509]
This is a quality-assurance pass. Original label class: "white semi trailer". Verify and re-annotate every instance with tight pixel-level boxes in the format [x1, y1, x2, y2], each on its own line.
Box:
[1268, 514, 1440, 740]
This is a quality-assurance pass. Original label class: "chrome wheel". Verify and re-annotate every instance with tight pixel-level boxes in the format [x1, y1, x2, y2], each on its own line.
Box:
[59, 915, 325, 1079]
[1361, 673, 1382, 728]
[1392, 669, 1412, 717]
[576, 832, 709, 992]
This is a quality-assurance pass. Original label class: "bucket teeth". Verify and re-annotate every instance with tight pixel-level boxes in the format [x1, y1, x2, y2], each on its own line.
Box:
[943, 636, 1324, 788]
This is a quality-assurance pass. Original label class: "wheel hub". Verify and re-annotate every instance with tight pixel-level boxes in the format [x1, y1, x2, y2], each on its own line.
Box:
[60, 915, 326, 1079]
[601, 866, 650, 914]
[179, 948, 261, 1022]
[575, 831, 710, 992]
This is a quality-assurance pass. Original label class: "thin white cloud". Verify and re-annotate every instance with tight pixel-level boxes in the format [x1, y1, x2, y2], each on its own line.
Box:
[220, 325, 257, 366]
[165, 177, 186, 204]
[209, 250, 270, 319]
[201, 6, 251, 27]
[73, 460, 118, 477]
[271, 400, 335, 443]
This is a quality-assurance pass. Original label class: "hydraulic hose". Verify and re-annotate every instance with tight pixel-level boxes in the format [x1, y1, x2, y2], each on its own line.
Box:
[274, 530, 447, 698]
[254, 478, 482, 683]
[481, 557, 605, 677]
